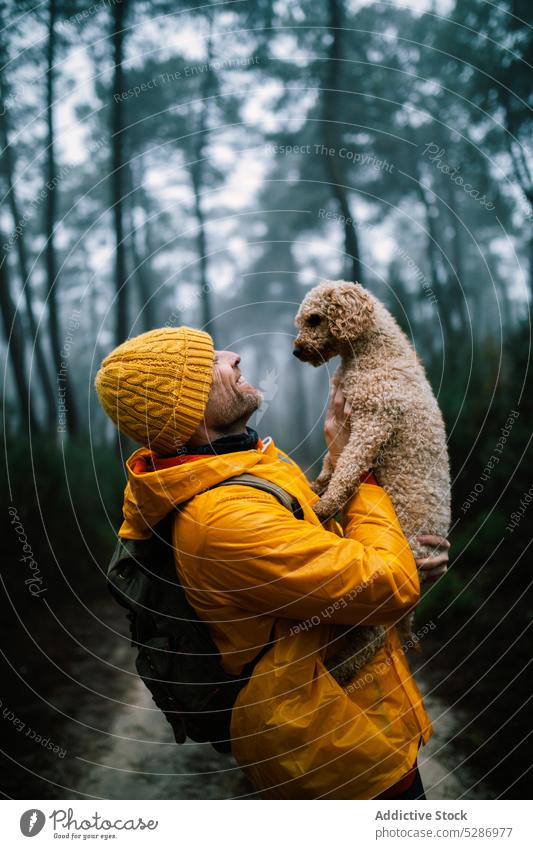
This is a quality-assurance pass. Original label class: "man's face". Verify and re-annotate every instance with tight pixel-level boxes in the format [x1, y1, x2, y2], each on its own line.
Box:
[203, 350, 262, 432]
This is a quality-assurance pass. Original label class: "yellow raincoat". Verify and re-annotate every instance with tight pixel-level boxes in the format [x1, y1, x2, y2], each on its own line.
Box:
[119, 435, 433, 799]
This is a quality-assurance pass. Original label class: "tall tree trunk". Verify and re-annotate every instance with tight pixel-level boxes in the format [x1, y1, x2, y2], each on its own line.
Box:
[189, 30, 216, 340]
[287, 328, 309, 443]
[127, 201, 156, 333]
[323, 0, 364, 284]
[0, 250, 38, 432]
[503, 96, 533, 302]
[443, 177, 470, 334]
[45, 0, 78, 434]
[111, 0, 128, 345]
[190, 156, 213, 335]
[272, 241, 309, 447]
[529, 229, 533, 309]
[131, 230, 156, 332]
[415, 178, 456, 342]
[142, 199, 163, 326]
[126, 160, 156, 332]
[0, 76, 56, 424]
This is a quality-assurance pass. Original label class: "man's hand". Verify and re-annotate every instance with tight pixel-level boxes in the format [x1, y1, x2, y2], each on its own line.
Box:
[324, 386, 352, 469]
[415, 534, 450, 584]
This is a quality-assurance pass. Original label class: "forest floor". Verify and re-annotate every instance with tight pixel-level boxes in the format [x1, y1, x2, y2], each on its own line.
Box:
[2, 591, 491, 800]
[63, 676, 489, 801]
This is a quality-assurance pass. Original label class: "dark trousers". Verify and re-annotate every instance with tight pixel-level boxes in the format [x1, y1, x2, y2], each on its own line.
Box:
[393, 766, 427, 800]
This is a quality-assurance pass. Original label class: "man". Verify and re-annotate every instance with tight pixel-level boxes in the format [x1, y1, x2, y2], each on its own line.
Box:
[95, 326, 449, 799]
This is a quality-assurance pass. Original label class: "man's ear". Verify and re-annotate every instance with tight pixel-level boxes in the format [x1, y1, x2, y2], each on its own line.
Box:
[325, 281, 375, 343]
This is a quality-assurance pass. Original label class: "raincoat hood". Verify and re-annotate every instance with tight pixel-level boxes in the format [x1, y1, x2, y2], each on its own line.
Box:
[119, 436, 318, 539]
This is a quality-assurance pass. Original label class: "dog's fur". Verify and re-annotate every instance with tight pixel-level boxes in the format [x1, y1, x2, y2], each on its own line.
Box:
[294, 280, 451, 685]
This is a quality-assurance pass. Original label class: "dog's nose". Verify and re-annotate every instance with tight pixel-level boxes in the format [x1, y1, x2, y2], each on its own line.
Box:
[293, 346, 304, 359]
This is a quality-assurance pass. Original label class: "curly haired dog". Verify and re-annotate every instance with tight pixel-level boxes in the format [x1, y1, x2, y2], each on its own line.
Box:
[294, 280, 451, 685]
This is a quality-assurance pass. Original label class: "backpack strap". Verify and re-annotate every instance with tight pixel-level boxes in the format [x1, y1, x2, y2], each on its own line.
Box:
[207, 473, 304, 520]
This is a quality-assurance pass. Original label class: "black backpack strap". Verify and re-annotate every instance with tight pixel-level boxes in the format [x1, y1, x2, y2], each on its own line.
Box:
[208, 473, 304, 520]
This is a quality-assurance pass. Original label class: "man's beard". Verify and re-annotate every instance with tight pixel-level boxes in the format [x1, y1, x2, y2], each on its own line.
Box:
[216, 389, 262, 433]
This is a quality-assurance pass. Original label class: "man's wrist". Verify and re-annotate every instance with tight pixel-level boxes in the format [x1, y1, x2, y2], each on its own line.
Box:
[327, 449, 339, 470]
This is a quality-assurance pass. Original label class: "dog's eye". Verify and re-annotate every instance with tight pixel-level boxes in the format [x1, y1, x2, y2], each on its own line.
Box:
[307, 314, 322, 327]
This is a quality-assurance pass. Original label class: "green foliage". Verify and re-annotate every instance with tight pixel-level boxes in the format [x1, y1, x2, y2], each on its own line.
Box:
[3, 433, 125, 599]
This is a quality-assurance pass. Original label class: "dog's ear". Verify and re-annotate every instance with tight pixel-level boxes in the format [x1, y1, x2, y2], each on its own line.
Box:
[325, 282, 375, 342]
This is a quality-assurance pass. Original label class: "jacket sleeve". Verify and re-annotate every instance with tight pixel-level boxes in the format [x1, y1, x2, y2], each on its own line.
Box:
[182, 482, 419, 626]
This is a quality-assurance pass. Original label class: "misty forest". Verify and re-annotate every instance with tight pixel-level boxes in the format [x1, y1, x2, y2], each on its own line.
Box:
[1, 0, 531, 799]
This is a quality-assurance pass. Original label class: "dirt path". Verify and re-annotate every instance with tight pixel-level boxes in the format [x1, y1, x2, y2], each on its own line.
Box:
[64, 667, 489, 800]
[4, 593, 490, 800]
[67, 677, 253, 800]
[416, 676, 488, 800]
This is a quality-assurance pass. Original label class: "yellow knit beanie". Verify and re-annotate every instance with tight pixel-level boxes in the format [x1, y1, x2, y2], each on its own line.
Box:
[94, 327, 214, 455]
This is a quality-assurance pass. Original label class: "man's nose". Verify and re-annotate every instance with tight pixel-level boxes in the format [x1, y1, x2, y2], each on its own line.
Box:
[222, 351, 240, 367]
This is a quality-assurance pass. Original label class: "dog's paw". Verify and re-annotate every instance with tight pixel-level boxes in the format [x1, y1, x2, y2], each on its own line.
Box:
[310, 478, 331, 496]
[311, 471, 332, 494]
[313, 496, 340, 522]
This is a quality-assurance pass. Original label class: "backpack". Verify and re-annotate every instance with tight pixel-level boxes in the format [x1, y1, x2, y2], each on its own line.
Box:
[107, 473, 304, 753]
